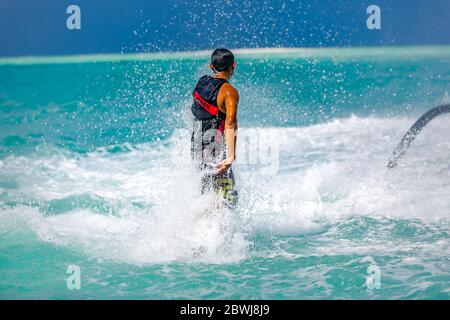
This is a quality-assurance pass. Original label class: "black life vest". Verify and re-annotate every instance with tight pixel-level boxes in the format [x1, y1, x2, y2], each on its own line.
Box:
[191, 75, 228, 166]
[192, 75, 227, 121]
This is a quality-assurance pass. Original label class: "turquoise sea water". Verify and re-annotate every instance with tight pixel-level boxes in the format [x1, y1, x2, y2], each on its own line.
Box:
[0, 47, 449, 299]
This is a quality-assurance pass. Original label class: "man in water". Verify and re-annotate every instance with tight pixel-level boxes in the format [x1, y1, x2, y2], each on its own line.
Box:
[191, 48, 239, 208]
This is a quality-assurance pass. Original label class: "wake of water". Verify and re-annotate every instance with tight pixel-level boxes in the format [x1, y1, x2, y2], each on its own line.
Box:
[1, 116, 449, 266]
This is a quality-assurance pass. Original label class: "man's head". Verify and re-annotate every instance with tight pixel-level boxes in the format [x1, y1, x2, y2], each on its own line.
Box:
[210, 48, 236, 78]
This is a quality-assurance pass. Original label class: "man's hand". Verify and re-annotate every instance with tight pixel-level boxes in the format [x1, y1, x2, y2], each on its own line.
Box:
[216, 156, 234, 174]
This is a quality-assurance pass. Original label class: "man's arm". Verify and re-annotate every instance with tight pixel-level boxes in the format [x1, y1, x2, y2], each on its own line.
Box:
[216, 84, 239, 174]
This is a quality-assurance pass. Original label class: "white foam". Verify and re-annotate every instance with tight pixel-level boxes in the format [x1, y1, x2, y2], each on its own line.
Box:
[239, 115, 450, 227]
[1, 115, 449, 264]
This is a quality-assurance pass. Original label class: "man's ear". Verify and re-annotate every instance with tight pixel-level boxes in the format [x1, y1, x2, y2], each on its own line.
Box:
[229, 62, 236, 76]
[210, 64, 216, 71]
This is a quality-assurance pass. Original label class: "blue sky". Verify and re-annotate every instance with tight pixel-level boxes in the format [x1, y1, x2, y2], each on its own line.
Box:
[1, 0, 450, 56]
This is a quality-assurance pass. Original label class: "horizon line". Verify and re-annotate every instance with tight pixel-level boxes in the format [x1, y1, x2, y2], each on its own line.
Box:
[2, 45, 450, 65]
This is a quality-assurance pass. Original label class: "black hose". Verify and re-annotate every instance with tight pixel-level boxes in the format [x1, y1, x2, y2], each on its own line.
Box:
[387, 104, 450, 168]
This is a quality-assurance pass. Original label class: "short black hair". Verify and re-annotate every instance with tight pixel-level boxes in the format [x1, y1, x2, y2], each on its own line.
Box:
[211, 48, 235, 72]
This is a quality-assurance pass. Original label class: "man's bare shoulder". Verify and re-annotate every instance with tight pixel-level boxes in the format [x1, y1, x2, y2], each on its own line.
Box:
[221, 82, 239, 98]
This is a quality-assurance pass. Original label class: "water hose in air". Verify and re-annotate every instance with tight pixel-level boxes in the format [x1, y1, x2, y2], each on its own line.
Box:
[387, 104, 450, 168]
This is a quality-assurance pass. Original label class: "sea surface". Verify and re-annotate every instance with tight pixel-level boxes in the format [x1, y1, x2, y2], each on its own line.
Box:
[0, 46, 449, 299]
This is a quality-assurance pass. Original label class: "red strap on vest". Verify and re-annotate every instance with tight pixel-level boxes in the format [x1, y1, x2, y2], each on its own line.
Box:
[193, 91, 219, 116]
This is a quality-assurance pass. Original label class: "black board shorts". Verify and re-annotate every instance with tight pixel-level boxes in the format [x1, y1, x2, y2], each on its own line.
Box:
[200, 166, 238, 209]
[191, 117, 238, 209]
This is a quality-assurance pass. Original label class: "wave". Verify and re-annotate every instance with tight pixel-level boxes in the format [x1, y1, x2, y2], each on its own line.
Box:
[1, 115, 449, 265]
